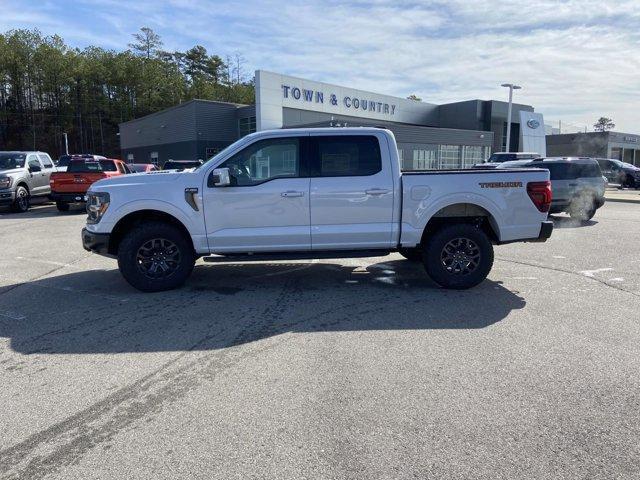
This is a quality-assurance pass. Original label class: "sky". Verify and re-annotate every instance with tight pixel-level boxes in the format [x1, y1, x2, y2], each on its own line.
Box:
[2, 0, 639, 132]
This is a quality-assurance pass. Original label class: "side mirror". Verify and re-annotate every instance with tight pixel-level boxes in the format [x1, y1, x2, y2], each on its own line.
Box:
[29, 164, 41, 173]
[208, 167, 231, 187]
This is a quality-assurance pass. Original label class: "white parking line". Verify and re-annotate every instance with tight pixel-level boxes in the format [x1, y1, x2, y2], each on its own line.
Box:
[15, 256, 80, 269]
[579, 267, 614, 278]
[0, 311, 26, 321]
[31, 281, 129, 303]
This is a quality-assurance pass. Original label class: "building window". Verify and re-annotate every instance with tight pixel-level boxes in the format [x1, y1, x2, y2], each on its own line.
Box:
[439, 145, 461, 169]
[239, 116, 256, 137]
[462, 146, 484, 168]
[411, 146, 439, 170]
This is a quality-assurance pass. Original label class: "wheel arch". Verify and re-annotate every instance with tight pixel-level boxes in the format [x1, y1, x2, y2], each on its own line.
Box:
[420, 202, 500, 245]
[108, 210, 195, 256]
[15, 181, 30, 194]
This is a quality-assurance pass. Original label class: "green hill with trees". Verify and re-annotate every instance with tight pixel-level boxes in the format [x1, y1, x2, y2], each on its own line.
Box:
[0, 27, 254, 157]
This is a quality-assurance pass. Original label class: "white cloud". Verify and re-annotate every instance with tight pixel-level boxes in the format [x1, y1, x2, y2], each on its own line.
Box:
[2, 0, 639, 131]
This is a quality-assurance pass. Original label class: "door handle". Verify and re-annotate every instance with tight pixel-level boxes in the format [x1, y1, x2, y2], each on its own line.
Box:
[281, 191, 305, 197]
[365, 188, 390, 195]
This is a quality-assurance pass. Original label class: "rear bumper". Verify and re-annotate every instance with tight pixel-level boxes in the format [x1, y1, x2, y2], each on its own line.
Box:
[82, 228, 112, 256]
[497, 221, 553, 245]
[531, 220, 554, 242]
[52, 192, 88, 203]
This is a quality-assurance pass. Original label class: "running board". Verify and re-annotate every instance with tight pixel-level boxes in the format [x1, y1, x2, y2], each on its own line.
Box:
[202, 250, 392, 263]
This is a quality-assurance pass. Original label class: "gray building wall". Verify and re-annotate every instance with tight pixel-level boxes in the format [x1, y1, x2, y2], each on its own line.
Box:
[546, 131, 640, 165]
[120, 100, 252, 166]
[439, 100, 534, 153]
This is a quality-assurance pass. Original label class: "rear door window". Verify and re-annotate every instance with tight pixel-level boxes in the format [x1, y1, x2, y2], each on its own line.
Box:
[572, 163, 602, 178]
[68, 160, 118, 172]
[312, 136, 382, 177]
[38, 154, 54, 168]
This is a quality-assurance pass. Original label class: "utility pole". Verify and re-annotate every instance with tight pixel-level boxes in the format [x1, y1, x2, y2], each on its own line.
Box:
[501, 83, 522, 152]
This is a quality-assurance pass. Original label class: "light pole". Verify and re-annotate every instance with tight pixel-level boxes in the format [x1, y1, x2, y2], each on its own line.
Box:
[501, 83, 521, 152]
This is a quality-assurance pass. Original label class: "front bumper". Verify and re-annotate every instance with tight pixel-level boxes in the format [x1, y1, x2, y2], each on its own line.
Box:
[52, 192, 88, 203]
[82, 228, 111, 256]
[0, 189, 15, 205]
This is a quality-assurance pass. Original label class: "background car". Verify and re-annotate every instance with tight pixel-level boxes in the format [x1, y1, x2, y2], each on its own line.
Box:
[129, 163, 159, 173]
[474, 152, 540, 169]
[56, 154, 107, 172]
[596, 158, 640, 189]
[50, 158, 130, 211]
[162, 159, 203, 170]
[497, 157, 605, 222]
[0, 151, 56, 212]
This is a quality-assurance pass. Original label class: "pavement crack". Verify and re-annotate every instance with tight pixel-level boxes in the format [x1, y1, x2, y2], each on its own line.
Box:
[496, 257, 640, 298]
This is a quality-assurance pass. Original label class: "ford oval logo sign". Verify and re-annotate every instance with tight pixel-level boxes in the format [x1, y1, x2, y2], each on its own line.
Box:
[527, 119, 540, 129]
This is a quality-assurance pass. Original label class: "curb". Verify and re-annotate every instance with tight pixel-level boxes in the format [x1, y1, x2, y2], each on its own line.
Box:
[604, 196, 640, 205]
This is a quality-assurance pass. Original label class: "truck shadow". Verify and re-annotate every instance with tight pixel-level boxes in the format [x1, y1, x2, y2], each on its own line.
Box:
[0, 259, 525, 355]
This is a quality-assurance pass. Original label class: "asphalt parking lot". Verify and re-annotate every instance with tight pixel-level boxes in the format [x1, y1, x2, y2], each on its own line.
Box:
[1, 201, 639, 480]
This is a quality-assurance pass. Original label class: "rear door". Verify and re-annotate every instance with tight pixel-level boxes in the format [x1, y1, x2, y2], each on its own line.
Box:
[38, 153, 56, 194]
[27, 154, 48, 195]
[309, 133, 395, 250]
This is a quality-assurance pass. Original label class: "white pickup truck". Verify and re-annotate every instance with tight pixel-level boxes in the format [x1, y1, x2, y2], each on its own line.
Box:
[82, 128, 553, 292]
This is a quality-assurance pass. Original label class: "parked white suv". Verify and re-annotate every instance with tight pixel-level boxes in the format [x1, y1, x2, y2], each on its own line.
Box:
[82, 128, 553, 291]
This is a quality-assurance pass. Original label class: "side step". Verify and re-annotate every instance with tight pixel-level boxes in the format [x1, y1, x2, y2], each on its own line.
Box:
[203, 250, 392, 263]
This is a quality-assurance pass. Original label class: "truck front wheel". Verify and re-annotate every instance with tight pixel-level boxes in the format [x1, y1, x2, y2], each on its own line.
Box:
[423, 223, 494, 289]
[117, 221, 195, 292]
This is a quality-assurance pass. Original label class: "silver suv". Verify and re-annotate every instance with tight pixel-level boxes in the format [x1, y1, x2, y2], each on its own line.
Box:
[497, 157, 606, 221]
[0, 151, 57, 212]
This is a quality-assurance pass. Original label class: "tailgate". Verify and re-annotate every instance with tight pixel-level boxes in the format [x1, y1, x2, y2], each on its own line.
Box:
[50, 172, 107, 193]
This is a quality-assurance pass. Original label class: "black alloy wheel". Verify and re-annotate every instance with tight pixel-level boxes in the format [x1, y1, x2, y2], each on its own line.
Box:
[135, 238, 182, 279]
[439, 237, 482, 276]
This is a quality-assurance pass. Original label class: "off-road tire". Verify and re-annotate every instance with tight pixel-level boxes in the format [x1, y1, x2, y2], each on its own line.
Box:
[11, 186, 29, 213]
[117, 221, 195, 292]
[423, 223, 494, 289]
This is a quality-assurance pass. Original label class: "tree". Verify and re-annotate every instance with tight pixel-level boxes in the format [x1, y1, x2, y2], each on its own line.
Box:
[128, 27, 163, 59]
[407, 94, 422, 101]
[594, 117, 615, 132]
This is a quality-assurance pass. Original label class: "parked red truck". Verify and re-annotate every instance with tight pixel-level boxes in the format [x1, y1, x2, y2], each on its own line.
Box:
[50, 158, 131, 211]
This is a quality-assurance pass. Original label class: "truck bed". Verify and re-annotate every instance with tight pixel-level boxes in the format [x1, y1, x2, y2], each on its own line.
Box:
[399, 168, 551, 246]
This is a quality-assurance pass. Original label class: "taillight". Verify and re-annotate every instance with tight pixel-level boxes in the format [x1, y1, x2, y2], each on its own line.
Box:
[527, 181, 552, 212]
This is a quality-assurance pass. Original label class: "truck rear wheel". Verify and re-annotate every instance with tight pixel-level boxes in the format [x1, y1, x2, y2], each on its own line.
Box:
[423, 223, 494, 289]
[117, 221, 195, 292]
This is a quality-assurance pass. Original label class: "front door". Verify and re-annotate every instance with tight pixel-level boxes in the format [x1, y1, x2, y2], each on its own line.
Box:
[309, 134, 395, 250]
[203, 136, 311, 253]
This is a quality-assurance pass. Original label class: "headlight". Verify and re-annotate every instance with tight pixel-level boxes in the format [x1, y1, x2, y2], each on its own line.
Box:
[86, 191, 110, 224]
[0, 177, 11, 189]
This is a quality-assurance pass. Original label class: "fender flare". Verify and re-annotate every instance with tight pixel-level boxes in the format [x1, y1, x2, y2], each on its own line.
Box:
[416, 193, 504, 240]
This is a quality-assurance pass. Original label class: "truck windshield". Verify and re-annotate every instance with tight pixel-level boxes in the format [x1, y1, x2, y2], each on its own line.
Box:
[68, 160, 118, 172]
[0, 153, 26, 170]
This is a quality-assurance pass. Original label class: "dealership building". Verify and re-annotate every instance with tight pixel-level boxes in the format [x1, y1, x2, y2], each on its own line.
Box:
[546, 131, 640, 165]
[119, 70, 546, 169]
